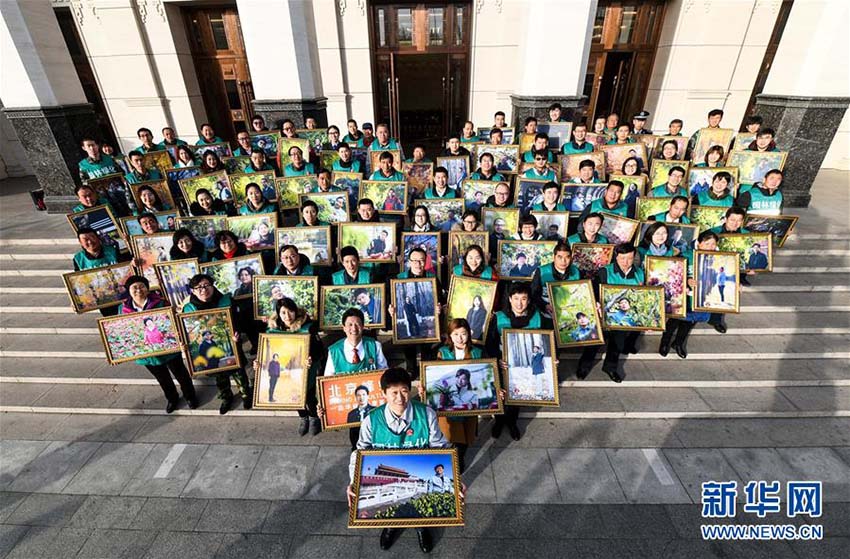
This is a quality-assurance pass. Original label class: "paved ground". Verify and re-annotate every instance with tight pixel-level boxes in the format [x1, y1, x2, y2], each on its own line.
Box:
[0, 171, 849, 557]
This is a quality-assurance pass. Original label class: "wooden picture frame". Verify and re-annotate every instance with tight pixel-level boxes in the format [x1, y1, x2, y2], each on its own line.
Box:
[299, 191, 350, 224]
[401, 232, 441, 278]
[635, 222, 699, 255]
[199, 254, 265, 300]
[390, 277, 441, 345]
[63, 261, 135, 314]
[319, 283, 386, 330]
[514, 177, 549, 214]
[177, 307, 242, 376]
[471, 144, 519, 173]
[446, 275, 498, 343]
[644, 256, 687, 319]
[599, 212, 640, 245]
[98, 307, 181, 365]
[744, 214, 799, 247]
[496, 239, 556, 280]
[85, 173, 135, 216]
[193, 142, 233, 161]
[436, 155, 470, 189]
[275, 225, 332, 266]
[67, 204, 127, 252]
[726, 150, 788, 185]
[689, 206, 728, 231]
[600, 143, 648, 177]
[559, 152, 607, 182]
[276, 175, 318, 210]
[250, 131, 282, 159]
[179, 170, 233, 206]
[687, 166, 739, 198]
[600, 285, 666, 332]
[402, 162, 435, 194]
[338, 222, 398, 263]
[537, 121, 574, 150]
[691, 128, 735, 164]
[693, 250, 740, 314]
[153, 258, 200, 309]
[253, 333, 310, 410]
[448, 231, 489, 270]
[531, 211, 570, 241]
[278, 138, 311, 168]
[120, 211, 178, 238]
[420, 358, 503, 417]
[571, 243, 615, 279]
[718, 232, 773, 273]
[652, 136, 688, 160]
[637, 197, 677, 222]
[252, 275, 319, 320]
[359, 180, 408, 214]
[369, 149, 403, 173]
[227, 213, 278, 252]
[502, 329, 559, 407]
[130, 232, 174, 290]
[317, 370, 388, 431]
[548, 280, 605, 348]
[229, 171, 278, 204]
[481, 207, 520, 238]
[174, 215, 228, 251]
[418, 198, 465, 231]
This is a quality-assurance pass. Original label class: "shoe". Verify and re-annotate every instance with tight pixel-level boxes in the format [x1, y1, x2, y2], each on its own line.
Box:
[575, 363, 591, 380]
[491, 421, 503, 439]
[380, 528, 398, 551]
[675, 342, 688, 359]
[711, 321, 727, 334]
[740, 276, 751, 286]
[298, 417, 309, 436]
[309, 417, 321, 435]
[186, 396, 199, 409]
[624, 345, 639, 355]
[658, 338, 671, 357]
[166, 400, 178, 414]
[602, 363, 624, 383]
[242, 396, 253, 410]
[508, 424, 521, 441]
[416, 528, 433, 553]
[219, 397, 232, 415]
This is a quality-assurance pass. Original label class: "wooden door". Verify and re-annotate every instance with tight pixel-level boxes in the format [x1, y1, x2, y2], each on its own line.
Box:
[183, 7, 254, 140]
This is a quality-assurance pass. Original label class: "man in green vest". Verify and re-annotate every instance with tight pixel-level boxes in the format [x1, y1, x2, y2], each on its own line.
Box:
[369, 151, 404, 181]
[125, 151, 163, 184]
[78, 138, 121, 181]
[651, 196, 691, 224]
[650, 166, 688, 198]
[284, 146, 316, 177]
[332, 246, 372, 285]
[195, 123, 224, 145]
[72, 184, 116, 215]
[562, 122, 594, 155]
[531, 181, 567, 211]
[332, 142, 363, 173]
[158, 127, 187, 149]
[577, 181, 630, 227]
[72, 228, 132, 316]
[369, 123, 400, 151]
[522, 151, 557, 181]
[567, 212, 610, 245]
[134, 127, 158, 153]
[736, 169, 784, 216]
[576, 243, 644, 382]
[691, 171, 734, 208]
[345, 367, 453, 553]
[530, 241, 580, 316]
[569, 159, 601, 184]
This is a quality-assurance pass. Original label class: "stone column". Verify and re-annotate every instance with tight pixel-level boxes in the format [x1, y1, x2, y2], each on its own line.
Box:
[0, 0, 95, 211]
[239, 0, 327, 128]
[509, 0, 595, 128]
[755, 0, 850, 207]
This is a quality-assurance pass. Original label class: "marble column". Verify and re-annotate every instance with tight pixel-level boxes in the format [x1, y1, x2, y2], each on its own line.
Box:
[754, 0, 850, 207]
[239, 0, 327, 128]
[0, 0, 94, 212]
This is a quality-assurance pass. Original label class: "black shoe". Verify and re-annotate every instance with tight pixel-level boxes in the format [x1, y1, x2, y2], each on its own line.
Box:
[186, 396, 199, 409]
[219, 397, 232, 415]
[491, 421, 503, 439]
[575, 363, 591, 380]
[508, 424, 521, 441]
[602, 363, 624, 383]
[166, 400, 178, 414]
[380, 528, 398, 551]
[416, 528, 433, 553]
[242, 396, 253, 410]
[298, 417, 309, 436]
[675, 341, 688, 359]
[658, 338, 671, 357]
[309, 417, 321, 435]
[740, 276, 751, 286]
[624, 345, 639, 355]
[711, 321, 727, 334]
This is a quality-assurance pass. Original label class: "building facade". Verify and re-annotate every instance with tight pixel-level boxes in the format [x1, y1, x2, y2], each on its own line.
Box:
[1, 0, 847, 209]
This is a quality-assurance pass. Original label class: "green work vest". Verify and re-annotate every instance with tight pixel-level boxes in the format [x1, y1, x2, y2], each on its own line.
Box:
[73, 245, 119, 271]
[124, 168, 162, 184]
[637, 245, 675, 260]
[650, 184, 688, 198]
[369, 139, 400, 150]
[423, 186, 458, 199]
[589, 199, 629, 217]
[72, 199, 116, 215]
[196, 137, 225, 145]
[539, 263, 580, 284]
[651, 211, 691, 224]
[369, 401, 431, 449]
[567, 232, 610, 245]
[79, 155, 121, 180]
[469, 171, 506, 181]
[331, 269, 371, 285]
[452, 264, 493, 280]
[561, 142, 594, 155]
[747, 188, 783, 214]
[697, 191, 733, 207]
[238, 201, 276, 215]
[531, 202, 567, 212]
[602, 263, 645, 285]
[438, 345, 484, 360]
[523, 168, 557, 181]
[328, 337, 379, 373]
[369, 170, 405, 182]
[181, 292, 232, 313]
[284, 162, 316, 177]
[495, 309, 541, 333]
[332, 159, 363, 173]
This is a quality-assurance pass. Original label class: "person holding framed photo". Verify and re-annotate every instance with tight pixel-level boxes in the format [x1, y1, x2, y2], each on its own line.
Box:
[441, 135, 471, 158]
[650, 196, 691, 224]
[73, 227, 133, 316]
[297, 200, 329, 227]
[284, 146, 316, 177]
[368, 151, 404, 181]
[531, 241, 580, 317]
[273, 244, 314, 277]
[461, 120, 479, 143]
[650, 166, 688, 198]
[423, 167, 459, 199]
[693, 145, 725, 169]
[120, 275, 198, 413]
[567, 212, 610, 245]
[578, 181, 631, 225]
[636, 222, 680, 266]
[189, 188, 230, 217]
[569, 159, 602, 184]
[606, 123, 634, 145]
[182, 274, 253, 414]
[484, 181, 515, 209]
[78, 138, 122, 181]
[124, 151, 163, 184]
[522, 151, 558, 181]
[512, 214, 544, 241]
[195, 123, 225, 146]
[562, 122, 595, 155]
[735, 169, 784, 216]
[470, 152, 507, 181]
[531, 181, 568, 212]
[522, 133, 555, 163]
[369, 123, 400, 151]
[691, 171, 734, 208]
[332, 142, 363, 173]
[239, 183, 275, 215]
[452, 244, 496, 280]
[243, 150, 277, 176]
[745, 128, 779, 153]
[72, 184, 117, 216]
[332, 246, 372, 285]
[170, 228, 209, 263]
[311, 169, 341, 194]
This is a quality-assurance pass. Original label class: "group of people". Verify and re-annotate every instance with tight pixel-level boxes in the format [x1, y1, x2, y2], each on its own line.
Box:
[70, 105, 789, 554]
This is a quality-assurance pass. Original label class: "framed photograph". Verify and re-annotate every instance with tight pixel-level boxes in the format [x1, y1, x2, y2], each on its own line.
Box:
[532, 211, 569, 241]
[253, 333, 309, 410]
[165, 166, 201, 205]
[599, 212, 640, 245]
[121, 211, 178, 237]
[653, 136, 688, 160]
[359, 180, 408, 214]
[139, 150, 173, 175]
[629, 134, 658, 153]
[351, 147, 371, 174]
[601, 143, 648, 177]
[644, 256, 687, 319]
[402, 162, 434, 195]
[193, 142, 233, 161]
[689, 206, 728, 231]
[67, 204, 127, 252]
[496, 240, 556, 280]
[299, 191, 350, 224]
[687, 167, 739, 198]
[537, 121, 573, 150]
[572, 243, 615, 279]
[390, 278, 440, 344]
[331, 170, 363, 208]
[174, 215, 228, 252]
[548, 280, 604, 348]
[448, 231, 489, 269]
[562, 184, 608, 213]
[637, 197, 676, 221]
[401, 232, 441, 277]
[276, 226, 332, 266]
[339, 222, 398, 263]
[744, 214, 798, 247]
[179, 171, 234, 206]
[600, 285, 666, 331]
[131, 233, 174, 290]
[478, 126, 515, 144]
[502, 329, 558, 406]
[559, 152, 606, 182]
[691, 128, 735, 164]
[320, 284, 386, 330]
[514, 178, 548, 214]
[718, 232, 773, 273]
[253, 275, 319, 320]
[229, 171, 278, 204]
[421, 358, 502, 417]
[318, 370, 387, 431]
[296, 129, 328, 152]
[275, 175, 318, 210]
[86, 173, 135, 216]
[609, 173, 646, 217]
[98, 307, 181, 365]
[349, 448, 463, 529]
[178, 308, 241, 376]
[63, 262, 134, 314]
[278, 138, 310, 168]
[153, 258, 200, 308]
[250, 131, 281, 159]
[227, 213, 277, 252]
[223, 156, 251, 175]
[446, 276, 498, 342]
[586, 132, 610, 149]
[693, 250, 740, 313]
[731, 132, 756, 152]
[472, 144, 519, 173]
[649, 159, 690, 192]
[481, 207, 520, 237]
[369, 149, 403, 174]
[518, 132, 535, 154]
[461, 180, 498, 215]
[436, 156, 470, 190]
[636, 222, 698, 255]
[320, 150, 341, 171]
[726, 150, 788, 185]
[199, 254, 265, 300]
[130, 179, 177, 212]
[419, 199, 465, 232]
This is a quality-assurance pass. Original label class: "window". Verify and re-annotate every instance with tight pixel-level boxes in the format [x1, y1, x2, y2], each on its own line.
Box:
[428, 8, 444, 46]
[592, 6, 606, 43]
[210, 18, 229, 50]
[397, 8, 413, 46]
[643, 5, 660, 44]
[377, 8, 386, 47]
[455, 7, 464, 45]
[617, 5, 638, 44]
[225, 80, 242, 110]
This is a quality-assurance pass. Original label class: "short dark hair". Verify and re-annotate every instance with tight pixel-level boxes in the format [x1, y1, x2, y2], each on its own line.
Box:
[542, 181, 560, 193]
[128, 150, 143, 159]
[524, 116, 538, 125]
[340, 245, 360, 260]
[534, 132, 548, 142]
[725, 206, 747, 219]
[671, 195, 689, 207]
[764, 169, 783, 180]
[380, 367, 413, 390]
[327, 125, 340, 134]
[342, 307, 365, 325]
[508, 282, 531, 298]
[613, 243, 636, 256]
[379, 151, 394, 162]
[583, 212, 604, 224]
[136, 127, 152, 137]
[757, 127, 775, 138]
[669, 118, 683, 126]
[549, 102, 562, 111]
[744, 115, 763, 126]
[713, 171, 733, 185]
[76, 227, 97, 238]
[357, 198, 375, 208]
[708, 109, 724, 118]
[494, 111, 506, 118]
[578, 159, 596, 170]
[519, 214, 538, 228]
[188, 273, 215, 288]
[698, 230, 720, 244]
[554, 241, 571, 255]
[355, 385, 369, 395]
[124, 275, 149, 291]
[607, 180, 625, 191]
[434, 166, 449, 177]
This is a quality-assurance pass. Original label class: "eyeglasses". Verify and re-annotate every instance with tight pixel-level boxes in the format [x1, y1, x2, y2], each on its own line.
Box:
[193, 283, 213, 291]
[410, 258, 426, 264]
[534, 156, 547, 161]
[463, 219, 477, 225]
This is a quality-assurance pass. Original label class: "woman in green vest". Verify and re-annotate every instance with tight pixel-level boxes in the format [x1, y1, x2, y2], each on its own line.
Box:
[259, 297, 324, 436]
[636, 221, 679, 266]
[182, 274, 253, 414]
[120, 275, 198, 413]
[189, 188, 229, 217]
[332, 246, 372, 285]
[693, 145, 725, 168]
[691, 171, 734, 208]
[298, 200, 330, 227]
[239, 183, 276, 215]
[452, 244, 496, 280]
[169, 228, 209, 265]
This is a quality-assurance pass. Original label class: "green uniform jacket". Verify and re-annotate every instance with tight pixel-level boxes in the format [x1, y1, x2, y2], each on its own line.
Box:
[368, 170, 405, 182]
[331, 269, 371, 285]
[370, 401, 431, 449]
[561, 142, 594, 155]
[73, 245, 119, 271]
[79, 155, 121, 180]
[332, 159, 363, 173]
[284, 162, 316, 177]
[124, 168, 163, 184]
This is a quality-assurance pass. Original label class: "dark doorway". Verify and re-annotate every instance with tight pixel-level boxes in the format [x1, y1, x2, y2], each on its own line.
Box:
[395, 54, 445, 154]
[595, 52, 634, 119]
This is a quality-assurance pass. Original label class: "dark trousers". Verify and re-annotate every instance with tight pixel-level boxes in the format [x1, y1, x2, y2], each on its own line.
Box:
[578, 331, 640, 370]
[493, 405, 519, 429]
[268, 375, 279, 401]
[145, 359, 196, 404]
[708, 313, 726, 327]
[215, 367, 251, 400]
[297, 385, 319, 418]
[349, 427, 360, 450]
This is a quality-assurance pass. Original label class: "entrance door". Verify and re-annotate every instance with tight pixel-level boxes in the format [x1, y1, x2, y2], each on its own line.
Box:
[183, 6, 254, 140]
[370, 3, 471, 155]
[595, 52, 634, 118]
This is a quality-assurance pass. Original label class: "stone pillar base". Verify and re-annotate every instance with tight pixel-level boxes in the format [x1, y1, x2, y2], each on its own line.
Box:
[252, 98, 329, 130]
[3, 103, 99, 214]
[510, 95, 586, 130]
[754, 94, 850, 208]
